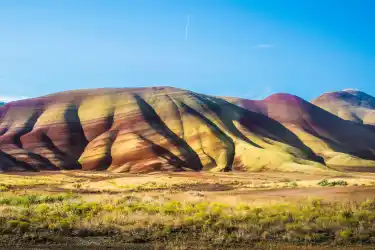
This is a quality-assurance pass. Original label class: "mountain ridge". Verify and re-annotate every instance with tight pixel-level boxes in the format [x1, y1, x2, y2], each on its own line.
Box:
[1, 87, 375, 173]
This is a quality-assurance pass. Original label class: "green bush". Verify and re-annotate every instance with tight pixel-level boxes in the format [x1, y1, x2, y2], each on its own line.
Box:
[0, 184, 10, 192]
[317, 179, 348, 187]
[289, 181, 298, 188]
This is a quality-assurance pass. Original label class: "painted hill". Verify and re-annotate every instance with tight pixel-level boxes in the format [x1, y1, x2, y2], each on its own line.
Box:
[224, 92, 375, 170]
[1, 87, 375, 173]
[0, 102, 5, 107]
[312, 89, 375, 126]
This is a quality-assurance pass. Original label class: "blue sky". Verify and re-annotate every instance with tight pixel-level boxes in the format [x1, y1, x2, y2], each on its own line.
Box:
[0, 0, 375, 101]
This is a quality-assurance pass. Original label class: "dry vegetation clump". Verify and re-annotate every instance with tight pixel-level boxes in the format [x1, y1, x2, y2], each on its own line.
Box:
[317, 179, 348, 187]
[106, 179, 305, 192]
[0, 193, 375, 246]
[107, 180, 239, 192]
[0, 184, 10, 192]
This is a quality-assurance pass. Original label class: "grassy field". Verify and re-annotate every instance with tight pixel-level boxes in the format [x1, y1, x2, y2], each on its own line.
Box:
[0, 171, 375, 249]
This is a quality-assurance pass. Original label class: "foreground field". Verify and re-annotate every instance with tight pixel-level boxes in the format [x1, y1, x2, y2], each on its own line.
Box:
[1, 171, 375, 249]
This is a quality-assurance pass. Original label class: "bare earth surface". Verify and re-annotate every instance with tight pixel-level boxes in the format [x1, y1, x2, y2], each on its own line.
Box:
[4, 170, 375, 202]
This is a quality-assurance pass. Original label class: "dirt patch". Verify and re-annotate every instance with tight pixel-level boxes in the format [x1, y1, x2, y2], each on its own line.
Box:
[226, 186, 375, 202]
[330, 166, 375, 172]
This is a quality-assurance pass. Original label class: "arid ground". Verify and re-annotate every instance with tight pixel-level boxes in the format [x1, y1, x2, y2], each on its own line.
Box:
[1, 170, 375, 249]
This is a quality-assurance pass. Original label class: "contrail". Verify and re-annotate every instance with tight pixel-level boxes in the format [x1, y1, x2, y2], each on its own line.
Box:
[185, 15, 190, 41]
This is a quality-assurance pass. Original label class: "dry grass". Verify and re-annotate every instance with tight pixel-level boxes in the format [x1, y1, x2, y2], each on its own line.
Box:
[0, 171, 375, 248]
[1, 194, 375, 246]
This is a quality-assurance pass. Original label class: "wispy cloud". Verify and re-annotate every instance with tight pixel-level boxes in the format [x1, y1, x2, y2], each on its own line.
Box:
[185, 15, 190, 41]
[0, 96, 29, 102]
[252, 44, 275, 49]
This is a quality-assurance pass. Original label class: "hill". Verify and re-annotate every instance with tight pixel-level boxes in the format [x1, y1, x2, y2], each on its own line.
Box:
[1, 87, 375, 172]
[225, 92, 375, 170]
[312, 89, 375, 126]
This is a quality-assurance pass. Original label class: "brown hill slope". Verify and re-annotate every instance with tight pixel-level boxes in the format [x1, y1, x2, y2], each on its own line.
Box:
[312, 89, 375, 126]
[1, 87, 374, 173]
[227, 93, 375, 169]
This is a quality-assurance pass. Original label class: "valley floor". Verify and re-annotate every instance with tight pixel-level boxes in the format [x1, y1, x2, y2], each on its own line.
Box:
[1, 170, 375, 249]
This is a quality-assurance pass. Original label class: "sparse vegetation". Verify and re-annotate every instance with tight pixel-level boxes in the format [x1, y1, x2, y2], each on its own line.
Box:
[317, 179, 348, 187]
[0, 193, 75, 206]
[0, 174, 87, 188]
[0, 184, 10, 192]
[107, 180, 240, 192]
[0, 194, 375, 245]
[289, 181, 298, 188]
[0, 171, 374, 247]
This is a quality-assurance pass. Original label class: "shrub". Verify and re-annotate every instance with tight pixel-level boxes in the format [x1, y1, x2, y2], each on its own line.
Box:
[0, 184, 10, 192]
[289, 181, 298, 188]
[338, 228, 352, 239]
[317, 179, 348, 187]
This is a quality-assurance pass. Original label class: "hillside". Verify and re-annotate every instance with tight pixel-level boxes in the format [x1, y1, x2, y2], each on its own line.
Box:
[224, 92, 375, 170]
[312, 89, 375, 126]
[1, 87, 375, 172]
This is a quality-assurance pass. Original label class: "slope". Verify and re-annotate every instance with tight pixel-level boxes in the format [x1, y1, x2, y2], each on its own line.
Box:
[227, 93, 375, 170]
[312, 89, 375, 126]
[0, 87, 327, 173]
